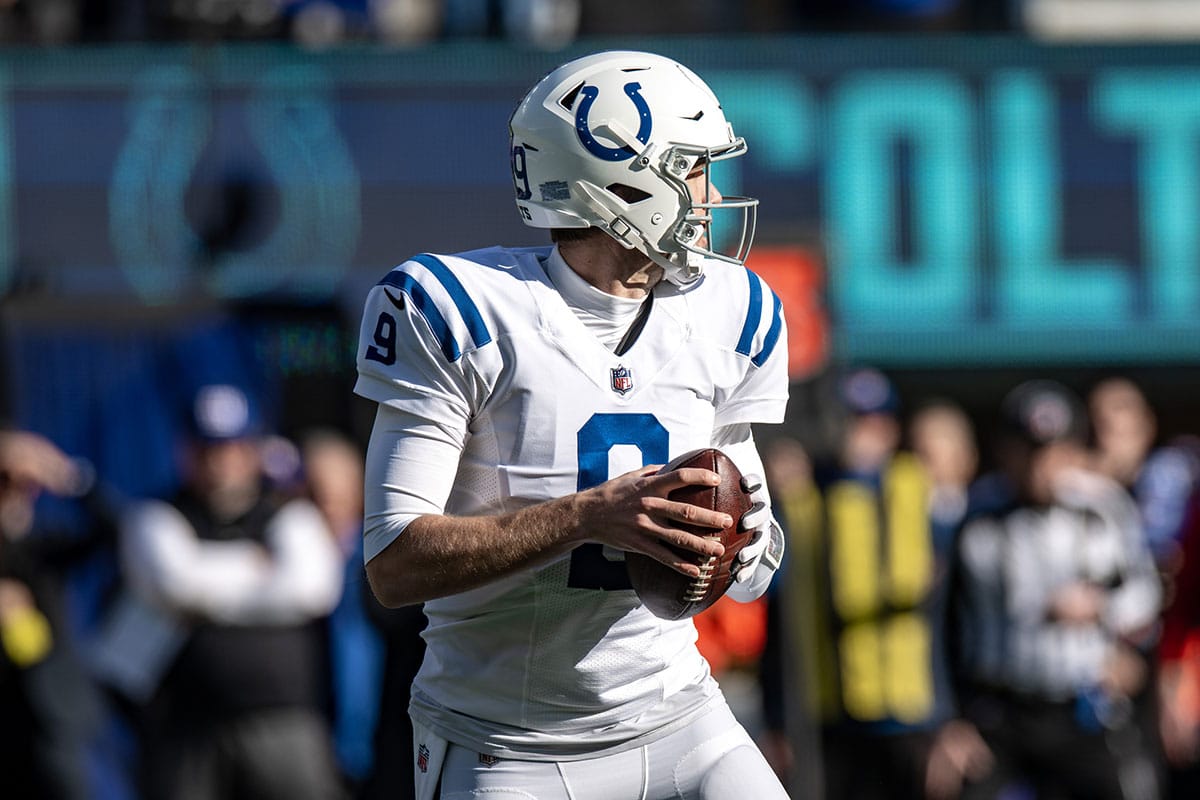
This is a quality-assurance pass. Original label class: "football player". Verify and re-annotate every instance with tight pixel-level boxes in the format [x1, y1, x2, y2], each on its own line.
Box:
[356, 51, 790, 799]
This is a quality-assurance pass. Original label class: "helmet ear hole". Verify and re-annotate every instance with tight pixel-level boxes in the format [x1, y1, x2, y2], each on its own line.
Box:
[606, 184, 651, 203]
[559, 82, 585, 111]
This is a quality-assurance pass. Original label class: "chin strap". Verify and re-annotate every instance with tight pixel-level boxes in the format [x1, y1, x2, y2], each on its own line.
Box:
[613, 291, 654, 357]
[572, 179, 705, 286]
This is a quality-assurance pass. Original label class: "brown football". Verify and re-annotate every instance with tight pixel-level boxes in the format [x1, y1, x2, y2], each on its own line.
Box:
[626, 448, 754, 620]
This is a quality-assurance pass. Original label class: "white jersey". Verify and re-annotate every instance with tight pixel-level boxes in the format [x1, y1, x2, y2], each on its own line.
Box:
[354, 245, 788, 759]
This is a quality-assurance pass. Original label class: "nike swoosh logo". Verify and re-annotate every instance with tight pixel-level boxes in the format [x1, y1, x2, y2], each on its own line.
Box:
[383, 289, 405, 310]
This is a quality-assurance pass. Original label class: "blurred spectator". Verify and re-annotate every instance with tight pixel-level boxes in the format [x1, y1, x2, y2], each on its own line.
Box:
[117, 384, 345, 800]
[499, 0, 579, 47]
[300, 428, 386, 794]
[298, 428, 430, 800]
[757, 434, 821, 798]
[1088, 376, 1200, 796]
[443, 0, 579, 46]
[762, 368, 967, 799]
[1158, 492, 1200, 799]
[1089, 377, 1158, 490]
[0, 429, 105, 800]
[794, 0, 968, 31]
[907, 399, 995, 800]
[361, 0, 439, 44]
[1089, 376, 1200, 568]
[953, 380, 1162, 800]
[147, 0, 285, 40]
[0, 0, 81, 43]
[909, 399, 979, 536]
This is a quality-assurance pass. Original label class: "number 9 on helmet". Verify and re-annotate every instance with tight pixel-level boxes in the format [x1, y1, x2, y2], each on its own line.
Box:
[507, 50, 758, 285]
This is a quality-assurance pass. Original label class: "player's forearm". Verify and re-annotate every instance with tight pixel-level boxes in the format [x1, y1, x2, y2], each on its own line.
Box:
[366, 494, 590, 607]
[367, 466, 727, 607]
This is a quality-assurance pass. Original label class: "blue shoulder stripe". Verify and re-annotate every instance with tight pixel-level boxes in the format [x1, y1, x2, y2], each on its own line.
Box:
[752, 291, 783, 368]
[411, 254, 492, 350]
[735, 268, 763, 357]
[376, 254, 493, 362]
[377, 271, 461, 362]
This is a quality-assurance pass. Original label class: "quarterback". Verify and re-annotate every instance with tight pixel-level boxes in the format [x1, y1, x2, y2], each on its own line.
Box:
[355, 51, 791, 799]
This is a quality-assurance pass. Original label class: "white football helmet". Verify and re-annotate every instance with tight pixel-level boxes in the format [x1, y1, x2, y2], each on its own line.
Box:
[508, 50, 757, 284]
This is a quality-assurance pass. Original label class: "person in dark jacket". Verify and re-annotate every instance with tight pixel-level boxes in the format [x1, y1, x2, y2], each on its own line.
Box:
[119, 384, 344, 800]
[0, 428, 105, 800]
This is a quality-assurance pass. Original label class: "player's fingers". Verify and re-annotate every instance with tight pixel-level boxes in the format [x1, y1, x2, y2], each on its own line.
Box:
[633, 537, 717, 578]
[735, 537, 766, 569]
[650, 467, 721, 493]
[739, 501, 769, 532]
[733, 558, 759, 582]
[614, 462, 662, 482]
[637, 541, 708, 578]
[643, 495, 731, 531]
[642, 520, 725, 559]
[740, 472, 764, 494]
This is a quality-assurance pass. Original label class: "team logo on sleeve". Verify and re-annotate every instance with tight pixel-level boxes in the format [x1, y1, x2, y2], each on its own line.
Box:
[610, 365, 634, 395]
[417, 743, 430, 773]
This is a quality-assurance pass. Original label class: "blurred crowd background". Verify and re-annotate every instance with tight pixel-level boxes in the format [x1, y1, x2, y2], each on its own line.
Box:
[8, 0, 1200, 49]
[4, 1, 1200, 798]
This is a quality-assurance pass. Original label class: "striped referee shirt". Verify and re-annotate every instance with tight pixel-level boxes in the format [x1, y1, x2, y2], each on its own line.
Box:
[956, 468, 1161, 701]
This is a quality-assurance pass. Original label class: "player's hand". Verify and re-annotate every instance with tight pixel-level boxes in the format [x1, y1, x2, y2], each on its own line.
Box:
[0, 579, 36, 622]
[732, 473, 782, 583]
[925, 719, 994, 800]
[577, 465, 728, 579]
[1048, 580, 1106, 624]
[0, 431, 85, 496]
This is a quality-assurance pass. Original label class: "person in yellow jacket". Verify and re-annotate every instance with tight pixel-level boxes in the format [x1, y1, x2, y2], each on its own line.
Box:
[761, 370, 991, 800]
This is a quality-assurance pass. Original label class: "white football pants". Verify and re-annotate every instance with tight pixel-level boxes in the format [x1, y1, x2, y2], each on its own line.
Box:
[412, 700, 790, 800]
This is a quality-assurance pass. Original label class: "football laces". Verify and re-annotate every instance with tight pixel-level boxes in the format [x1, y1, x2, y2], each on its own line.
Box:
[682, 546, 719, 602]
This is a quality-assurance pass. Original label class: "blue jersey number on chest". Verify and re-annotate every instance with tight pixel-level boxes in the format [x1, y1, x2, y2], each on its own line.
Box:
[567, 413, 668, 591]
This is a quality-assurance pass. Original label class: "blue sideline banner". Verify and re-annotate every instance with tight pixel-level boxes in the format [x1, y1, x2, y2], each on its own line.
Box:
[3, 39, 1200, 366]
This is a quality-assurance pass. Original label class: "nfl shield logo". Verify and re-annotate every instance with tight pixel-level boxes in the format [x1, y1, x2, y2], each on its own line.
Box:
[417, 743, 430, 773]
[610, 365, 634, 395]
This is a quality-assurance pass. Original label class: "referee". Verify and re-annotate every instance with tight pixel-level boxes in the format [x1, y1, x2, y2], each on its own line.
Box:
[953, 380, 1162, 800]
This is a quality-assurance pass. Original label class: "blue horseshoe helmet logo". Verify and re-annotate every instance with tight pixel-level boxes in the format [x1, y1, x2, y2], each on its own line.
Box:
[575, 82, 653, 161]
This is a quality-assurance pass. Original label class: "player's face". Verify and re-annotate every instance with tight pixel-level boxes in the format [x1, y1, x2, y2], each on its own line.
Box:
[686, 167, 722, 206]
[686, 167, 722, 248]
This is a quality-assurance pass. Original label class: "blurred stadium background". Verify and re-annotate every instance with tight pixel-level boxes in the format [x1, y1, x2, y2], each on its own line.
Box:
[6, 0, 1200, 485]
[3, 0, 1200, 797]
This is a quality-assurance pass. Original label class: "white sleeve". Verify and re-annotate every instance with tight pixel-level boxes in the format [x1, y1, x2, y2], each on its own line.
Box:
[197, 500, 344, 625]
[120, 500, 269, 613]
[362, 403, 467, 563]
[713, 271, 790, 428]
[711, 423, 766, 482]
[1088, 478, 1162, 634]
[119, 499, 342, 625]
[1052, 470, 1162, 634]
[1005, 521, 1055, 626]
[355, 261, 483, 563]
[353, 260, 483, 429]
